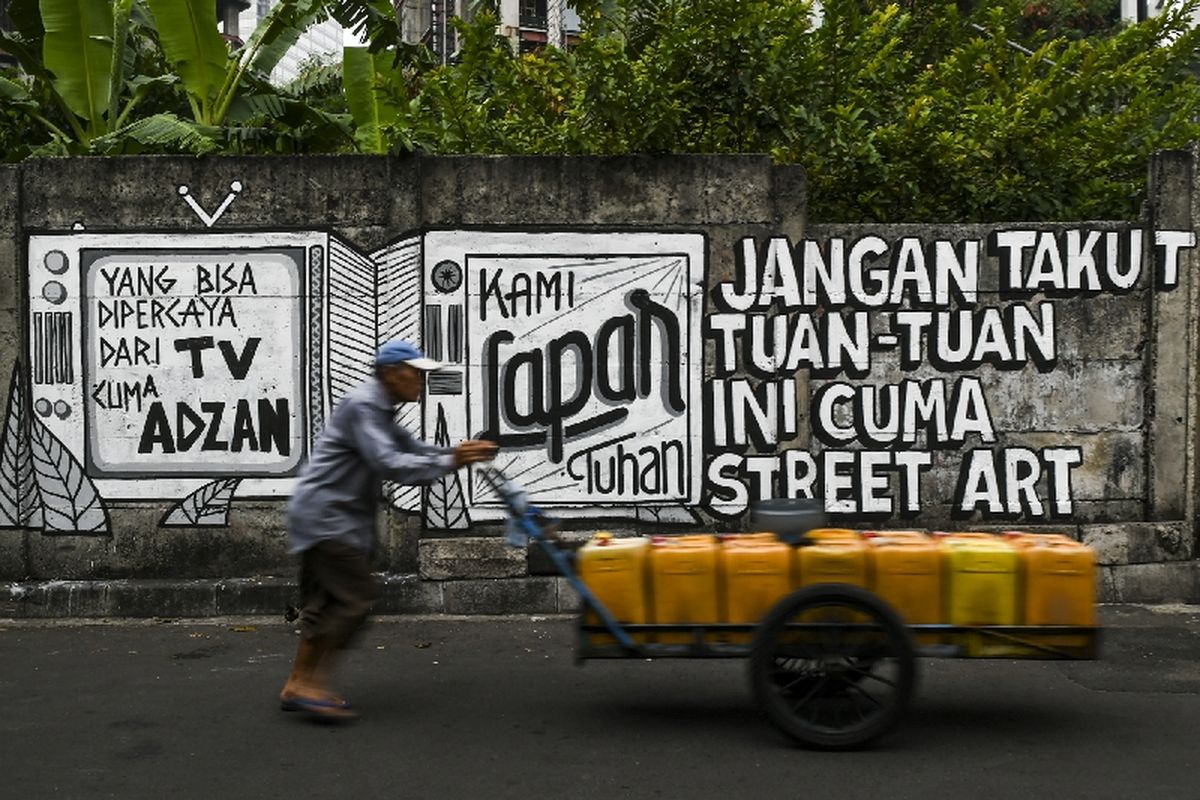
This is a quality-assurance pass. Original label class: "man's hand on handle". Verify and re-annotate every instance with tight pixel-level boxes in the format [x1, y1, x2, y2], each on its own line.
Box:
[453, 439, 499, 468]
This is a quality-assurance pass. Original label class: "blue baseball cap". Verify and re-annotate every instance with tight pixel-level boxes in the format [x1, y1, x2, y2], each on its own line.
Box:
[375, 339, 441, 370]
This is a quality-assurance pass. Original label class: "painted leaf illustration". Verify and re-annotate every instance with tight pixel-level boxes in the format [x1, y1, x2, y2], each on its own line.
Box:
[29, 415, 109, 534]
[386, 480, 419, 513]
[635, 505, 701, 525]
[160, 478, 242, 527]
[0, 362, 41, 528]
[424, 404, 470, 530]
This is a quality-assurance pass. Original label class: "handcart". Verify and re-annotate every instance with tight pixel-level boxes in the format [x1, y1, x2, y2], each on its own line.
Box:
[477, 466, 1102, 750]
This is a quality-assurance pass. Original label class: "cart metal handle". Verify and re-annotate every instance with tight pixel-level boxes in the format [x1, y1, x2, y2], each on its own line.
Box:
[476, 466, 642, 655]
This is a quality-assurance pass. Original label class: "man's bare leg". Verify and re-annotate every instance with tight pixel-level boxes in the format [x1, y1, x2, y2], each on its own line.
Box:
[281, 638, 354, 717]
[281, 638, 323, 698]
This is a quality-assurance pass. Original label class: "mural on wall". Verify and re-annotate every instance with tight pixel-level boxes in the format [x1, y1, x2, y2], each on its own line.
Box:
[420, 231, 704, 524]
[2, 363, 43, 529]
[705, 228, 1194, 520]
[2, 226, 706, 532]
[1, 210, 1195, 534]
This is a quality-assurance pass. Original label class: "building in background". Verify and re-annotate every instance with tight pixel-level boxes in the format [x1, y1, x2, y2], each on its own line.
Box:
[218, 0, 251, 46]
[400, 0, 581, 63]
[238, 0, 345, 84]
[1120, 0, 1200, 22]
[244, 0, 1200, 86]
[808, 1, 1197, 27]
[0, 0, 14, 67]
[0, 0, 581, 84]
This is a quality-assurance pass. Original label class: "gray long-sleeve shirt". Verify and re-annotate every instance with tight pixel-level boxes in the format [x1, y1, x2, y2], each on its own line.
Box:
[287, 378, 456, 555]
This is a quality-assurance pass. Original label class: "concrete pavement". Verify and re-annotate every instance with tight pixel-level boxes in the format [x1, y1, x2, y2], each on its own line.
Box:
[2, 605, 1200, 800]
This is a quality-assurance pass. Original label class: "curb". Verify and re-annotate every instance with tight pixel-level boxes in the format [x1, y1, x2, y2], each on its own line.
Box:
[3, 573, 1198, 619]
[0, 575, 582, 619]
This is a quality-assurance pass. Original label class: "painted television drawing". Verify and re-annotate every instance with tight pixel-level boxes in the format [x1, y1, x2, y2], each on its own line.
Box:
[4, 228, 706, 532]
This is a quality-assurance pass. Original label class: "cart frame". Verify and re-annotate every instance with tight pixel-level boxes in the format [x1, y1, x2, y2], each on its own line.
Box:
[477, 467, 1101, 750]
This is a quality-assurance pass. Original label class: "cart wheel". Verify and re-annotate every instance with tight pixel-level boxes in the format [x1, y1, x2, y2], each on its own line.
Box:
[749, 584, 916, 750]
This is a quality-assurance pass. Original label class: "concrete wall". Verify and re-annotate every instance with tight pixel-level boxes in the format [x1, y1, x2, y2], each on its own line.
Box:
[0, 152, 1197, 616]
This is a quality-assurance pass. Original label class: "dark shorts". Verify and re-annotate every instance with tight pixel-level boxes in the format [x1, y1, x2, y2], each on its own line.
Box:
[298, 539, 380, 649]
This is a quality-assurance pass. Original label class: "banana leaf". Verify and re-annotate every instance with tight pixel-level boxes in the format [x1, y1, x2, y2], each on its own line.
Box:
[242, 0, 329, 78]
[92, 111, 220, 153]
[208, 0, 334, 125]
[0, 30, 46, 78]
[0, 76, 37, 110]
[38, 0, 114, 122]
[343, 46, 397, 153]
[227, 92, 288, 121]
[0, 30, 88, 140]
[328, 0, 400, 54]
[144, 0, 228, 119]
[226, 92, 354, 148]
[126, 74, 179, 91]
[7, 0, 45, 42]
[0, 79, 77, 144]
[279, 59, 343, 98]
[107, 0, 136, 129]
[111, 73, 177, 128]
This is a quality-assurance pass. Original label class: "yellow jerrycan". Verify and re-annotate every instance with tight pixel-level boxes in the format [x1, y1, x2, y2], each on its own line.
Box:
[578, 532, 651, 645]
[940, 537, 1021, 656]
[863, 530, 930, 542]
[866, 534, 941, 645]
[804, 528, 861, 542]
[796, 537, 869, 588]
[650, 535, 720, 644]
[719, 534, 794, 642]
[1019, 536, 1097, 648]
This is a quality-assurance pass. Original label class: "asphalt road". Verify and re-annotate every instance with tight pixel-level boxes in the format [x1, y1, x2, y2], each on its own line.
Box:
[2, 605, 1199, 800]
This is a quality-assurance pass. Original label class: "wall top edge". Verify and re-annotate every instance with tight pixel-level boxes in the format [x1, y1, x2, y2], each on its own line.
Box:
[13, 152, 778, 164]
[807, 219, 1144, 229]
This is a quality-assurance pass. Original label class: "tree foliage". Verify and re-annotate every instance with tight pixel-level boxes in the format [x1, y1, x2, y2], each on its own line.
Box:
[0, 0, 358, 154]
[2, 0, 1200, 222]
[368, 0, 1200, 221]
